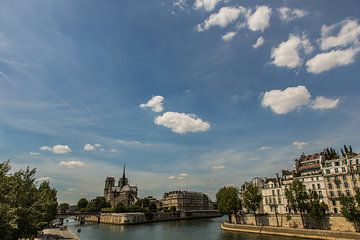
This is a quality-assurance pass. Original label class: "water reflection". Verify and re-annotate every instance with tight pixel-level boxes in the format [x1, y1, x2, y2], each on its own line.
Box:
[67, 217, 307, 240]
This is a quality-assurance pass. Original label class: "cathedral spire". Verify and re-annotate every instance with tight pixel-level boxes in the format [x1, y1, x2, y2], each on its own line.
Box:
[122, 163, 126, 180]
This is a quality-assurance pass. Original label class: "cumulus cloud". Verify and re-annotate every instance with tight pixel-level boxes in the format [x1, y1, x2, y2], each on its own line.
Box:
[311, 96, 340, 110]
[194, 0, 222, 12]
[83, 143, 102, 151]
[258, 146, 271, 151]
[154, 112, 210, 134]
[168, 176, 176, 180]
[59, 160, 85, 168]
[292, 141, 308, 149]
[306, 48, 360, 73]
[196, 6, 246, 32]
[261, 86, 311, 114]
[222, 31, 237, 41]
[110, 148, 119, 153]
[247, 6, 272, 32]
[140, 95, 164, 112]
[40, 145, 71, 154]
[212, 165, 225, 170]
[30, 152, 40, 156]
[320, 19, 360, 50]
[277, 7, 307, 22]
[179, 173, 189, 177]
[271, 34, 313, 68]
[253, 36, 265, 48]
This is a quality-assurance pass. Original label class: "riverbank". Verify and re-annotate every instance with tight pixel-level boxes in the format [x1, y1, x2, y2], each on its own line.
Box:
[86, 210, 222, 225]
[221, 222, 360, 240]
[36, 227, 79, 240]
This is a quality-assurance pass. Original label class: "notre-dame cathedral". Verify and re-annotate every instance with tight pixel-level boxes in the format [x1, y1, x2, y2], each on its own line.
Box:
[104, 165, 139, 207]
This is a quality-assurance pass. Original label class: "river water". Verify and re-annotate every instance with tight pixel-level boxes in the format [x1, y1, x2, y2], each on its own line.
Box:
[67, 216, 307, 240]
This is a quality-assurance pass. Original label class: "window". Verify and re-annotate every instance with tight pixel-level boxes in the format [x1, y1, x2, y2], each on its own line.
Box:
[335, 168, 339, 173]
[332, 200, 336, 206]
[342, 175, 347, 180]
[334, 208, 338, 214]
[326, 169, 330, 174]
[336, 184, 341, 189]
[330, 191, 335, 197]
[344, 182, 349, 188]
[346, 190, 351, 196]
[277, 189, 280, 195]
[317, 184, 321, 189]
[319, 191, 323, 198]
[312, 184, 315, 190]
[311, 177, 313, 181]
[342, 167, 346, 172]
[272, 190, 275, 196]
[328, 183, 333, 189]
[278, 197, 281, 204]
[335, 161, 340, 166]
[356, 159, 359, 164]
[316, 177, 319, 181]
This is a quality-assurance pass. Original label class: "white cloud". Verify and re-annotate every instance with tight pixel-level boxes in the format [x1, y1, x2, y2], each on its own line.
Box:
[311, 96, 340, 110]
[292, 141, 308, 149]
[83, 143, 102, 151]
[177, 176, 185, 180]
[173, 0, 187, 10]
[30, 152, 40, 156]
[110, 148, 119, 153]
[320, 19, 360, 50]
[258, 146, 271, 151]
[261, 86, 311, 114]
[277, 7, 307, 22]
[271, 34, 313, 69]
[168, 176, 176, 180]
[179, 173, 189, 177]
[59, 160, 85, 168]
[40, 146, 52, 151]
[212, 165, 225, 170]
[40, 145, 71, 154]
[247, 6, 272, 32]
[154, 111, 210, 134]
[140, 95, 164, 112]
[222, 31, 237, 41]
[194, 0, 222, 12]
[37, 176, 51, 182]
[253, 36, 265, 48]
[306, 48, 360, 73]
[52, 145, 72, 154]
[196, 6, 245, 32]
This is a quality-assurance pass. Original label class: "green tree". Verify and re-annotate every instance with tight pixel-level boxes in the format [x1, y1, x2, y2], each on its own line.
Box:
[86, 196, 110, 212]
[59, 203, 70, 213]
[216, 186, 242, 223]
[242, 183, 262, 225]
[307, 190, 328, 229]
[77, 198, 89, 211]
[0, 160, 58, 239]
[340, 189, 360, 232]
[285, 179, 308, 228]
[148, 202, 157, 212]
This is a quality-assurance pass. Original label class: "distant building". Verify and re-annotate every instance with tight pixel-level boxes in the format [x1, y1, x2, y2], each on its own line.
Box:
[161, 190, 213, 211]
[104, 165, 139, 207]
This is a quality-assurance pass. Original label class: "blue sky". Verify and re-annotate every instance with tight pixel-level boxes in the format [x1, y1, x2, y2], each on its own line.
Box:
[1, 0, 360, 204]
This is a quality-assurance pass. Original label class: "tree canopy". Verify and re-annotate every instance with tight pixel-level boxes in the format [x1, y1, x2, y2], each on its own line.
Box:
[216, 186, 242, 223]
[0, 160, 58, 239]
[242, 182, 262, 225]
[340, 189, 360, 231]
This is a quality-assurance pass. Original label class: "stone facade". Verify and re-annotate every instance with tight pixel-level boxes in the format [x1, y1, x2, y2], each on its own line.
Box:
[161, 190, 213, 211]
[104, 165, 139, 207]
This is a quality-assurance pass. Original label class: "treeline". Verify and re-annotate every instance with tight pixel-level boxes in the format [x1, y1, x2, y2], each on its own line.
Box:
[60, 197, 158, 213]
[216, 180, 360, 231]
[0, 160, 58, 239]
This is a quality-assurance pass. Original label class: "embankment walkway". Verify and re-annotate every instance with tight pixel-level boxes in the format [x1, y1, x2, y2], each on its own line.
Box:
[221, 222, 360, 240]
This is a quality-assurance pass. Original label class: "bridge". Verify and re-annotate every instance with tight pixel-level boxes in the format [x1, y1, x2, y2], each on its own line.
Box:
[55, 212, 101, 224]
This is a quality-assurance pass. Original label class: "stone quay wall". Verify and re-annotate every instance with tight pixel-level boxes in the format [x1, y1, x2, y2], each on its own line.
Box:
[221, 222, 360, 240]
[230, 213, 357, 232]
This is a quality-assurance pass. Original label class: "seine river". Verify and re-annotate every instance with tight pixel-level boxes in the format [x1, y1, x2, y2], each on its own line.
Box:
[67, 217, 307, 240]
